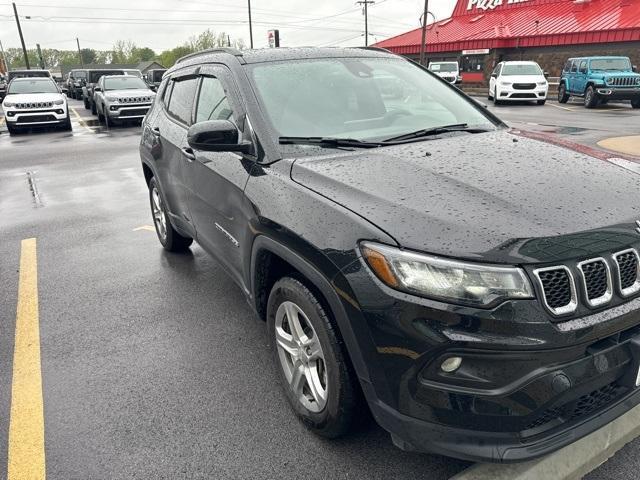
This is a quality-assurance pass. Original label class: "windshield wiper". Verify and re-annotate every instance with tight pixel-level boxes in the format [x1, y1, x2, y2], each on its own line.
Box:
[382, 123, 489, 143]
[279, 136, 383, 149]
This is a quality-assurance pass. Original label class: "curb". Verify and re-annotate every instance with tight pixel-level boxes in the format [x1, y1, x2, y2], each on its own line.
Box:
[451, 401, 640, 480]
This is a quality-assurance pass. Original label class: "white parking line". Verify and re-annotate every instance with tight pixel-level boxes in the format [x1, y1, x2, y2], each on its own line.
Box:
[70, 107, 97, 133]
[548, 103, 576, 112]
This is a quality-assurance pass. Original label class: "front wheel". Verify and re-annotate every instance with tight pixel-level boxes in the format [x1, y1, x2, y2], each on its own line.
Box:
[83, 97, 90, 110]
[558, 84, 570, 103]
[148, 177, 193, 252]
[537, 99, 546, 105]
[6, 123, 18, 135]
[632, 99, 640, 109]
[91, 101, 97, 115]
[267, 277, 364, 438]
[584, 86, 599, 109]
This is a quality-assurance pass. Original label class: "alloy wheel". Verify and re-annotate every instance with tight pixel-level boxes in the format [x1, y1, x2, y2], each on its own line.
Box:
[151, 186, 167, 241]
[274, 300, 328, 413]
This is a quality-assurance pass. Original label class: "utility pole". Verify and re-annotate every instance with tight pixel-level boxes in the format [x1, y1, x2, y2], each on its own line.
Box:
[13, 2, 30, 69]
[227, 34, 231, 47]
[76, 37, 84, 67]
[247, 0, 253, 49]
[419, 0, 429, 65]
[356, 1, 375, 47]
[0, 39, 9, 73]
[36, 43, 45, 69]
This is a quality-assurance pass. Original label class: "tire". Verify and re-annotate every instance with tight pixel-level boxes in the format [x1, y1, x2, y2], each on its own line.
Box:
[6, 123, 18, 135]
[537, 99, 546, 105]
[91, 101, 97, 115]
[267, 276, 363, 438]
[558, 83, 570, 103]
[487, 89, 493, 101]
[584, 86, 599, 109]
[83, 97, 90, 110]
[632, 99, 640, 109]
[60, 114, 72, 131]
[148, 177, 193, 252]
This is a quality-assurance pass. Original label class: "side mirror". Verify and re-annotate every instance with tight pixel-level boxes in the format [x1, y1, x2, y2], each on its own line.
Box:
[94, 86, 102, 92]
[61, 87, 68, 94]
[543, 71, 549, 78]
[633, 65, 638, 73]
[491, 73, 498, 78]
[187, 120, 252, 154]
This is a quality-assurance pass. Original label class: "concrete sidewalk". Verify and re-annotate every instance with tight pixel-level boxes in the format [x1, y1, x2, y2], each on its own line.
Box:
[598, 136, 640, 158]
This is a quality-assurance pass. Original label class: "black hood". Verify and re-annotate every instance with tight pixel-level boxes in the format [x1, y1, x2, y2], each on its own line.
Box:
[291, 130, 640, 264]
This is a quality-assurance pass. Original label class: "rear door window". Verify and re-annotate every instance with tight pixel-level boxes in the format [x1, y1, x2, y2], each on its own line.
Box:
[166, 77, 198, 125]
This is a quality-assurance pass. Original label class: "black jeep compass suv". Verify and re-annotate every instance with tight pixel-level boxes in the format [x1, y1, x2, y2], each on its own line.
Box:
[139, 47, 640, 463]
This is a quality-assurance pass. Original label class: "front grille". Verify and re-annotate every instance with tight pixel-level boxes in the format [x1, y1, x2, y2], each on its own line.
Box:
[607, 76, 639, 87]
[513, 83, 537, 90]
[526, 382, 627, 432]
[615, 250, 640, 296]
[16, 101, 54, 109]
[121, 96, 152, 103]
[17, 114, 57, 123]
[120, 108, 149, 117]
[535, 267, 575, 314]
[579, 259, 611, 307]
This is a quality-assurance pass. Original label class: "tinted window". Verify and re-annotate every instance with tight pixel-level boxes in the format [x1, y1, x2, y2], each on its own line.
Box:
[579, 61, 587, 73]
[89, 71, 124, 83]
[590, 58, 631, 71]
[167, 77, 197, 125]
[563, 61, 572, 72]
[570, 61, 578, 73]
[195, 76, 234, 123]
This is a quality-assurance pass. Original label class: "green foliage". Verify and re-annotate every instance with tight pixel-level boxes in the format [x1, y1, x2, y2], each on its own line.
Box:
[3, 29, 244, 71]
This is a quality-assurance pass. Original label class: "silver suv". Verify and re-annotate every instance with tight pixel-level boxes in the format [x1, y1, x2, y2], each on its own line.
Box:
[93, 75, 155, 126]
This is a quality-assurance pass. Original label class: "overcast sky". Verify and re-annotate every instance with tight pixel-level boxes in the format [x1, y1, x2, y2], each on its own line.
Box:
[0, 0, 457, 53]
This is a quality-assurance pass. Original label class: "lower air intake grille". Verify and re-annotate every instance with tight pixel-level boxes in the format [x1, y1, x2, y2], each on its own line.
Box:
[536, 267, 574, 313]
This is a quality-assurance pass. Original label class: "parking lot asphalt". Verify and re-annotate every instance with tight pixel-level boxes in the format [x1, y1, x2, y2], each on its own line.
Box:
[1, 97, 639, 479]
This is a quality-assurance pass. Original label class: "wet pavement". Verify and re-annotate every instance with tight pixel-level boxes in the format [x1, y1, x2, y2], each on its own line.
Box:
[1, 97, 639, 479]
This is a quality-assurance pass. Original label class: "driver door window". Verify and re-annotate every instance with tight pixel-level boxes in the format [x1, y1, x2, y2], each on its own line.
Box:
[195, 76, 234, 123]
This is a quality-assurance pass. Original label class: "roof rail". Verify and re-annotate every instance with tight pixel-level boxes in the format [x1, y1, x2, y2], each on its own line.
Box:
[176, 47, 244, 65]
[356, 46, 393, 54]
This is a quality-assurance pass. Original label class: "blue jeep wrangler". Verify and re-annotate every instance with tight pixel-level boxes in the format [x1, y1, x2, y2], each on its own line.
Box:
[558, 56, 640, 109]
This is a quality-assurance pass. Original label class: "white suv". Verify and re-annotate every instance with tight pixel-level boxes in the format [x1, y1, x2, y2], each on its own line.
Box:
[428, 61, 461, 84]
[488, 61, 548, 105]
[2, 77, 71, 135]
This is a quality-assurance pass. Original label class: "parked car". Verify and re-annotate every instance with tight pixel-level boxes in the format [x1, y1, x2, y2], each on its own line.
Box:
[81, 69, 125, 113]
[144, 68, 167, 91]
[489, 61, 548, 105]
[559, 56, 640, 108]
[2, 76, 71, 135]
[140, 47, 640, 463]
[7, 69, 51, 83]
[66, 69, 88, 100]
[427, 61, 461, 84]
[0, 74, 7, 100]
[93, 75, 155, 127]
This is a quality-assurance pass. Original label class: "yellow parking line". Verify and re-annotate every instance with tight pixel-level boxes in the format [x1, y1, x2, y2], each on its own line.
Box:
[0, 117, 5, 126]
[70, 107, 95, 133]
[8, 238, 46, 480]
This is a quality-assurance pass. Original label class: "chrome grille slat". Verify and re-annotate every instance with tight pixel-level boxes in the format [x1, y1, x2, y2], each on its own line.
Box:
[577, 258, 612, 307]
[534, 266, 577, 316]
[613, 249, 640, 297]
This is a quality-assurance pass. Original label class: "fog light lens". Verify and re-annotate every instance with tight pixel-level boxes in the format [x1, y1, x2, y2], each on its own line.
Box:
[441, 357, 462, 373]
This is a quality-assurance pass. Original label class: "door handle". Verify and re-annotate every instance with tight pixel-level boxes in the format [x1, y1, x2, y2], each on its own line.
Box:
[182, 147, 196, 162]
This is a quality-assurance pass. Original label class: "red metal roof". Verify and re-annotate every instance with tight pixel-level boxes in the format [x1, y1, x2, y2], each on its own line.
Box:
[375, 0, 640, 54]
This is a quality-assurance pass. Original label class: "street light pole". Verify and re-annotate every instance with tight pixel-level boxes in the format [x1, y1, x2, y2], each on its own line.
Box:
[247, 0, 254, 49]
[356, 1, 375, 47]
[419, 0, 429, 65]
[13, 2, 30, 69]
[36, 43, 45, 69]
[76, 38, 84, 67]
[0, 39, 9, 73]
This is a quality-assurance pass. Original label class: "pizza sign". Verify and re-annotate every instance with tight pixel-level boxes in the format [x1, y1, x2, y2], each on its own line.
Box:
[467, 0, 529, 11]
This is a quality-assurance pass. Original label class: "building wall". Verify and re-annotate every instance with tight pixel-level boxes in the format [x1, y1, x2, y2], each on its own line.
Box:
[406, 41, 640, 85]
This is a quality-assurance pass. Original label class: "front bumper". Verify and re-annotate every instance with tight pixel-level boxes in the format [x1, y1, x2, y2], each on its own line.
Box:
[498, 85, 548, 101]
[595, 86, 640, 101]
[5, 107, 68, 126]
[106, 103, 151, 120]
[337, 250, 640, 462]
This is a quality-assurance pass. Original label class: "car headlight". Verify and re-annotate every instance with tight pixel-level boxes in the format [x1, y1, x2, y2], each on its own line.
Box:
[360, 242, 534, 307]
[106, 96, 118, 102]
[3, 101, 15, 107]
[499, 81, 511, 86]
[53, 99, 64, 105]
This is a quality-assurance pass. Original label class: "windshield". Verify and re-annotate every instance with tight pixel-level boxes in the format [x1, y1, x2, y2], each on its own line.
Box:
[73, 71, 87, 79]
[8, 78, 59, 94]
[590, 58, 631, 71]
[501, 64, 542, 76]
[247, 57, 495, 142]
[429, 63, 457, 73]
[89, 71, 124, 83]
[153, 70, 166, 82]
[104, 76, 147, 90]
